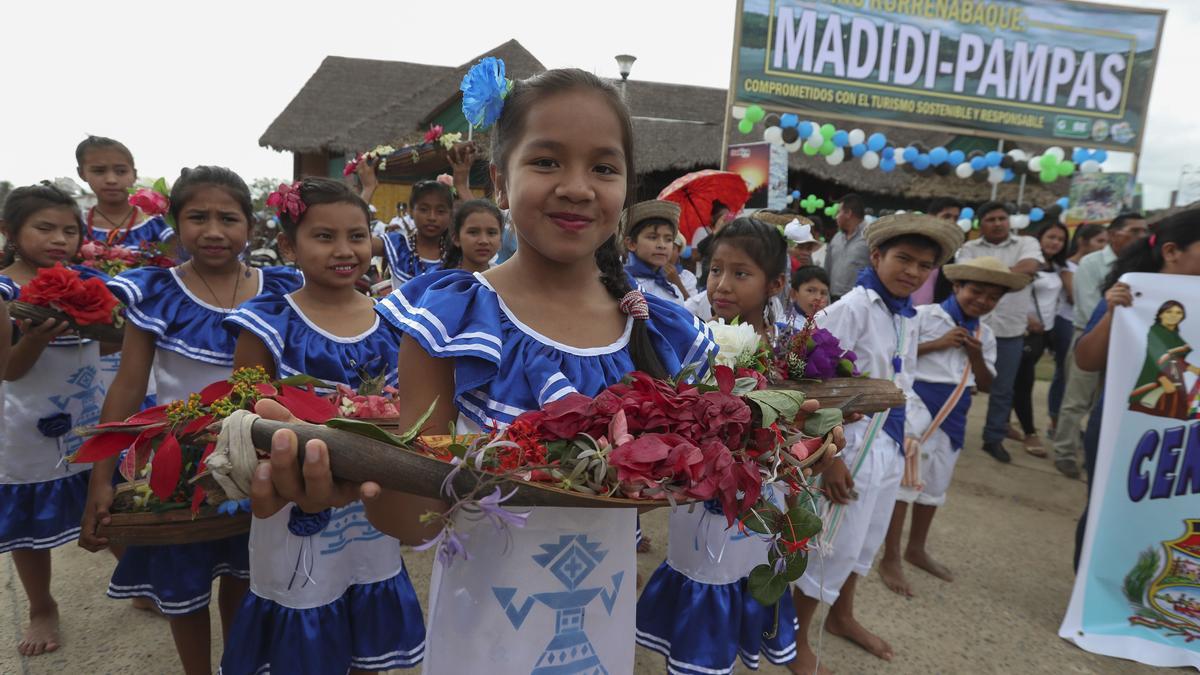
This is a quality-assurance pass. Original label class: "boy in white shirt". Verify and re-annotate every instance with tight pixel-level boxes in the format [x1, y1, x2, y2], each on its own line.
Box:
[878, 257, 1028, 598]
[791, 214, 964, 673]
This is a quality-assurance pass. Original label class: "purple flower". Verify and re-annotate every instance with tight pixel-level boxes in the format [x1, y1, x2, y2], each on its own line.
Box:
[476, 487, 531, 531]
[413, 526, 472, 568]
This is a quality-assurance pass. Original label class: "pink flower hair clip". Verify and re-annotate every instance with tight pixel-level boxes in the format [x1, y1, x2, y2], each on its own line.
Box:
[267, 181, 306, 221]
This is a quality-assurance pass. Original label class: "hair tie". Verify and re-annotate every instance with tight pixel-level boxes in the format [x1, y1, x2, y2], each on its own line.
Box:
[619, 290, 650, 320]
[1149, 233, 1157, 248]
[267, 181, 306, 221]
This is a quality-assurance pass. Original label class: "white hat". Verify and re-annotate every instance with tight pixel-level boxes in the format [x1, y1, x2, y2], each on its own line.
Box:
[784, 219, 817, 245]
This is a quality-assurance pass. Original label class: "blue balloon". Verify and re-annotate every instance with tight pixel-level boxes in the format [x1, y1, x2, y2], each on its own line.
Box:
[791, 189, 801, 199]
[948, 150, 965, 166]
[682, 245, 693, 260]
[970, 156, 987, 171]
[867, 133, 887, 152]
[913, 154, 931, 171]
[851, 143, 867, 158]
[985, 151, 1003, 167]
[1093, 149, 1108, 164]
[960, 207, 975, 221]
[902, 146, 919, 162]
[1003, 169, 1015, 182]
[882, 146, 895, 161]
[1057, 197, 1070, 209]
[880, 158, 896, 173]
[1072, 148, 1088, 164]
[797, 121, 814, 138]
[929, 147, 948, 165]
[780, 113, 799, 128]
[832, 130, 850, 147]
[1030, 207, 1045, 222]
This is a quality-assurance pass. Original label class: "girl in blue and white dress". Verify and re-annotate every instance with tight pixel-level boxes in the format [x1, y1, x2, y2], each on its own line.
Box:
[1, 184, 109, 657]
[221, 177, 425, 675]
[80, 167, 301, 675]
[371, 179, 453, 285]
[254, 68, 717, 674]
[638, 217, 803, 675]
[74, 135, 175, 251]
[441, 198, 503, 273]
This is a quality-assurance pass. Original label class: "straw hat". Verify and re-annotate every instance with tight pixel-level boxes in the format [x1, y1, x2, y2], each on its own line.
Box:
[784, 220, 818, 246]
[865, 213, 964, 267]
[752, 210, 812, 228]
[942, 256, 1030, 291]
[624, 200, 680, 236]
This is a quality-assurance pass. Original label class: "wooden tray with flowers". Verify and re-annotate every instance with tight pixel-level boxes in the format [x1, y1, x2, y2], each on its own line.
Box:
[96, 480, 251, 546]
[8, 301, 125, 344]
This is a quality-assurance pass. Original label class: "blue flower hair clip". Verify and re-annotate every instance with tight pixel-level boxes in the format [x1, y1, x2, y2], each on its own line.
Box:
[460, 57, 512, 131]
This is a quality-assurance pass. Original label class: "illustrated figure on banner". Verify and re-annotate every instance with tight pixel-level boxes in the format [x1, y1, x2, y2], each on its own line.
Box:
[1128, 300, 1200, 420]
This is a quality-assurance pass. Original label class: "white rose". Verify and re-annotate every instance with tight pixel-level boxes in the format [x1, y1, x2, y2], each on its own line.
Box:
[706, 320, 761, 369]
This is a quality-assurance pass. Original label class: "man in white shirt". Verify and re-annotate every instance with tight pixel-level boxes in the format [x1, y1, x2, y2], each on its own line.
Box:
[952, 201, 1041, 462]
[824, 194, 871, 298]
[1051, 213, 1148, 477]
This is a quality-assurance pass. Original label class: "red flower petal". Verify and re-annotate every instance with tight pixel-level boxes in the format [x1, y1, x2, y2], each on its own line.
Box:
[182, 414, 214, 437]
[190, 485, 207, 514]
[71, 432, 138, 464]
[149, 434, 183, 501]
[199, 380, 234, 405]
[129, 404, 170, 424]
[274, 385, 338, 423]
[255, 382, 279, 397]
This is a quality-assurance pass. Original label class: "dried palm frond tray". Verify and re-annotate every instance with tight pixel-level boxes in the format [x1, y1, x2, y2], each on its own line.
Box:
[97, 480, 250, 546]
[8, 301, 124, 344]
[770, 377, 905, 416]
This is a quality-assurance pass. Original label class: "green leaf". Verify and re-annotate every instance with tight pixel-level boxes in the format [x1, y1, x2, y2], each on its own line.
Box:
[731, 377, 760, 396]
[747, 563, 792, 606]
[277, 374, 333, 389]
[744, 389, 807, 428]
[803, 408, 843, 437]
[152, 177, 169, 196]
[325, 417, 408, 447]
[767, 546, 810, 582]
[738, 501, 781, 535]
[782, 506, 823, 541]
[395, 399, 438, 444]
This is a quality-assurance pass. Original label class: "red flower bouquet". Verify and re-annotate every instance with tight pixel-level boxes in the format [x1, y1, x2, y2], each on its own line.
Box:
[11, 264, 124, 342]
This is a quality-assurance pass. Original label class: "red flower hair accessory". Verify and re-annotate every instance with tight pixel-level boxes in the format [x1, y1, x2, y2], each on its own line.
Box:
[267, 182, 306, 221]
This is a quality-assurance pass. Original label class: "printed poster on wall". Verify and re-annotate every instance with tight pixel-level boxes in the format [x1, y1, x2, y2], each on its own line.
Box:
[1060, 273, 1200, 668]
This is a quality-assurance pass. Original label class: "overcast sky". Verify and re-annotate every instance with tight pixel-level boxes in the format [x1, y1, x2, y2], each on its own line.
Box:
[3, 0, 1194, 208]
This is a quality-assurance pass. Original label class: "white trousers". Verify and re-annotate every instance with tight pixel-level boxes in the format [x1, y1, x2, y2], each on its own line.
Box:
[896, 427, 960, 507]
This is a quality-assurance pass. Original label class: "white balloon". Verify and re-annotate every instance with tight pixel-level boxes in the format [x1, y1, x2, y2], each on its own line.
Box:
[787, 195, 795, 204]
[731, 106, 747, 120]
[893, 151, 907, 166]
[785, 139, 804, 154]
[957, 218, 973, 233]
[895, 210, 907, 215]
[763, 126, 785, 146]
[1028, 156, 1043, 173]
[861, 150, 880, 170]
[987, 167, 1004, 184]
[1045, 146, 1065, 161]
[955, 163, 974, 179]
[1010, 214, 1030, 230]
[1006, 148, 1027, 162]
[825, 147, 845, 165]
[808, 131, 824, 147]
[848, 128, 866, 146]
[1080, 159, 1101, 173]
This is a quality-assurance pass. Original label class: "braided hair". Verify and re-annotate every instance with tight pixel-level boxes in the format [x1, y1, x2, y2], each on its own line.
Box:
[491, 68, 668, 379]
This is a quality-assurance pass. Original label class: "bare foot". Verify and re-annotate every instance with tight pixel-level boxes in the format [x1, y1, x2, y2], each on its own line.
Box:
[787, 643, 833, 674]
[637, 536, 653, 553]
[879, 556, 914, 597]
[826, 613, 893, 661]
[906, 548, 954, 582]
[131, 597, 164, 615]
[18, 604, 60, 656]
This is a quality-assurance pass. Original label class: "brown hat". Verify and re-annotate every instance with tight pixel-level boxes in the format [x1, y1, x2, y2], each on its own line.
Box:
[942, 256, 1030, 291]
[623, 200, 680, 237]
[865, 213, 964, 267]
[752, 209, 813, 228]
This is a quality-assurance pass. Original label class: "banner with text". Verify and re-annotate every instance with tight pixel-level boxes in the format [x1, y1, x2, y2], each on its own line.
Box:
[1060, 273, 1200, 669]
[733, 0, 1165, 152]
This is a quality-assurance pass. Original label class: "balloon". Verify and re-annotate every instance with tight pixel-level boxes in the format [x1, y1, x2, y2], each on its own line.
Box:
[784, 139, 804, 154]
[820, 123, 836, 139]
[1030, 207, 1045, 222]
[824, 205, 837, 217]
[957, 218, 973, 233]
[955, 163, 973, 178]
[987, 167, 1004, 184]
[893, 149, 906, 165]
[1058, 160, 1076, 178]
[1014, 160, 1028, 175]
[1007, 148, 1027, 162]
[781, 127, 800, 144]
[731, 106, 746, 120]
[797, 121, 813, 138]
[1028, 156, 1043, 173]
[792, 190, 802, 199]
[1003, 169, 1015, 182]
[902, 146, 919, 162]
[1040, 153, 1060, 171]
[985, 151, 1003, 167]
[960, 207, 975, 221]
[825, 147, 845, 165]
[1039, 168, 1056, 183]
[970, 156, 987, 171]
[815, 198, 825, 209]
[1045, 146, 1065, 161]
[802, 142, 819, 156]
[848, 129, 866, 146]
[737, 118, 754, 134]
[819, 140, 835, 156]
[929, 147, 948, 165]
[763, 126, 785, 145]
[832, 130, 850, 147]
[808, 130, 824, 147]
[1000, 155, 1014, 169]
[763, 113, 781, 128]
[780, 113, 799, 128]
[1093, 149, 1108, 164]
[1057, 197, 1069, 209]
[1010, 214, 1030, 230]
[867, 133, 887, 152]
[880, 158, 896, 172]
[851, 143, 867, 158]
[948, 150, 965, 166]
[1080, 159, 1101, 173]
[881, 146, 895, 161]
[1072, 148, 1088, 164]
[913, 154, 931, 171]
[745, 105, 765, 123]
[935, 163, 952, 176]
[861, 150, 880, 169]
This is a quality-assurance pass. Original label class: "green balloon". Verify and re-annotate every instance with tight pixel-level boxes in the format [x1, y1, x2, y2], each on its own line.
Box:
[815, 198, 826, 209]
[820, 123, 836, 139]
[746, 105, 765, 123]
[803, 143, 819, 156]
[1040, 154, 1059, 170]
[1058, 160, 1076, 178]
[819, 140, 835, 156]
[1039, 168, 1056, 183]
[738, 118, 754, 134]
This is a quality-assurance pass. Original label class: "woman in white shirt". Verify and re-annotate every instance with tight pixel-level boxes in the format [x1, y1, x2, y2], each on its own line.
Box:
[1047, 224, 1108, 434]
[1012, 221, 1069, 456]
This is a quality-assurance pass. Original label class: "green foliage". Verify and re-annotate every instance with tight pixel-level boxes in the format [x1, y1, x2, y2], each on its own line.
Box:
[1124, 547, 1160, 604]
[803, 408, 843, 437]
[745, 389, 807, 427]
